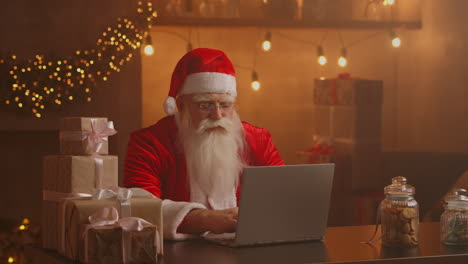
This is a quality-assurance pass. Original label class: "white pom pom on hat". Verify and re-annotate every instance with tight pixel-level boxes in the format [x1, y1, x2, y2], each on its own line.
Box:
[163, 96, 177, 116]
[163, 48, 237, 115]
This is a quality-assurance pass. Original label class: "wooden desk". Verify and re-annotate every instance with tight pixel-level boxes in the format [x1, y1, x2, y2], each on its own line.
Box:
[25, 222, 468, 264]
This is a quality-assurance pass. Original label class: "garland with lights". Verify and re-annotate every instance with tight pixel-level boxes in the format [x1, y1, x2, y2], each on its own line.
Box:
[0, 1, 157, 118]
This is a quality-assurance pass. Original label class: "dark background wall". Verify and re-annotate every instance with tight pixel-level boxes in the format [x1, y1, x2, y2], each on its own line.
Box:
[0, 0, 142, 221]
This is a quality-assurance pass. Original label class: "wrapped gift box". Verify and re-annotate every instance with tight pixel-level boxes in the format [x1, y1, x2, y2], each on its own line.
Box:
[313, 78, 383, 106]
[83, 224, 158, 264]
[59, 117, 114, 155]
[41, 155, 118, 249]
[313, 104, 382, 140]
[43, 155, 118, 193]
[57, 196, 163, 260]
[333, 139, 383, 192]
[333, 138, 381, 156]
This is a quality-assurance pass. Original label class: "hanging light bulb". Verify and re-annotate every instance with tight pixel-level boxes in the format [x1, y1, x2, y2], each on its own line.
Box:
[143, 34, 154, 56]
[262, 31, 272, 52]
[390, 31, 401, 48]
[383, 0, 395, 6]
[251, 71, 261, 91]
[338, 48, 347, 68]
[317, 46, 327, 66]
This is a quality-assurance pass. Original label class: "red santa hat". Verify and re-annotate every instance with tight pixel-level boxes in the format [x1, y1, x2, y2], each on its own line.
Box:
[163, 48, 237, 115]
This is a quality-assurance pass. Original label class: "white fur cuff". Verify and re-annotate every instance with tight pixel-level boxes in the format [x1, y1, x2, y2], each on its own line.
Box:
[162, 199, 207, 240]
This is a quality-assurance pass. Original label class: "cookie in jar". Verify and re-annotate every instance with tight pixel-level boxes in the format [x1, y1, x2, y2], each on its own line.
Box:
[380, 176, 419, 247]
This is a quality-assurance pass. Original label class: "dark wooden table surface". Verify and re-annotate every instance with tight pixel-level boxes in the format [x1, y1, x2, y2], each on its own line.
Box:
[25, 222, 468, 264]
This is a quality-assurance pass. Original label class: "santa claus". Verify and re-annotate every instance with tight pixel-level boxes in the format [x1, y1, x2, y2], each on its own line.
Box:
[124, 48, 284, 240]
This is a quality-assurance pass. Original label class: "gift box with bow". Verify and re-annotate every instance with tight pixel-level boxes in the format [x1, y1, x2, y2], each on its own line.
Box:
[57, 188, 163, 260]
[59, 117, 117, 155]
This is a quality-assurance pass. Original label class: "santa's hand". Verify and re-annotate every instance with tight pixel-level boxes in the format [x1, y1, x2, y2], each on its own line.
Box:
[205, 207, 238, 234]
[178, 207, 238, 234]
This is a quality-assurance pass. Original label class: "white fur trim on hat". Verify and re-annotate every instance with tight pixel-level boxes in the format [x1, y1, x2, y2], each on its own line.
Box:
[180, 72, 237, 96]
[163, 96, 177, 115]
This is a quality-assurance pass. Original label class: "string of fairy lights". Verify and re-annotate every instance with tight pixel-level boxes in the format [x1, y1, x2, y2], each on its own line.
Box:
[0, 0, 401, 119]
[143, 0, 402, 92]
[0, 1, 156, 119]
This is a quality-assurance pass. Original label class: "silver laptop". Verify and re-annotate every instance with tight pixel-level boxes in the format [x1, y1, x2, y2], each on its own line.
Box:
[204, 163, 335, 247]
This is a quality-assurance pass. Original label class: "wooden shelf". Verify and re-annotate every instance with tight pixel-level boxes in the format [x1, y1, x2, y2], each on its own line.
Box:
[153, 17, 422, 30]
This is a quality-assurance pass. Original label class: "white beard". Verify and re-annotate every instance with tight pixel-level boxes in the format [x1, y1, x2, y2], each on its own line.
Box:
[175, 110, 246, 208]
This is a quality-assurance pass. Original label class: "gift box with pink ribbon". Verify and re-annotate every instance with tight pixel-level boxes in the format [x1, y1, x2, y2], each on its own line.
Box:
[312, 75, 383, 192]
[82, 207, 160, 264]
[41, 117, 118, 250]
[313, 74, 383, 106]
[59, 117, 117, 155]
[57, 188, 163, 262]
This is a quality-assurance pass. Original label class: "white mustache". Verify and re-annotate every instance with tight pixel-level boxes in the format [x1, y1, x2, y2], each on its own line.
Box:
[197, 118, 232, 134]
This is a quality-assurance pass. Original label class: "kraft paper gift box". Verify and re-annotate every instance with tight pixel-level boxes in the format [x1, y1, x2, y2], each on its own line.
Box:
[313, 78, 383, 106]
[83, 224, 158, 264]
[313, 104, 382, 140]
[57, 196, 163, 260]
[59, 117, 116, 155]
[41, 155, 118, 249]
[43, 155, 118, 193]
[332, 140, 383, 192]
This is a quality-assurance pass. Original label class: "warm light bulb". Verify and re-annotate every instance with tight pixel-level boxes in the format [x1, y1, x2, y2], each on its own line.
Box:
[251, 71, 260, 91]
[22, 218, 30, 225]
[318, 55, 327, 66]
[8, 257, 14, 263]
[251, 81, 261, 91]
[262, 40, 271, 51]
[262, 32, 272, 51]
[392, 37, 401, 48]
[143, 34, 154, 55]
[338, 56, 347, 67]
[144, 44, 154, 55]
[19, 225, 26, 230]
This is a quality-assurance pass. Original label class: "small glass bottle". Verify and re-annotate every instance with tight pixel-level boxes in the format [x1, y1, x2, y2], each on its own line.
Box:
[440, 188, 468, 246]
[380, 176, 419, 247]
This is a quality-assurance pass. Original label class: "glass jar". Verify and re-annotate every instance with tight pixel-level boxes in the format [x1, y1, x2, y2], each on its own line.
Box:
[440, 188, 468, 246]
[380, 176, 419, 247]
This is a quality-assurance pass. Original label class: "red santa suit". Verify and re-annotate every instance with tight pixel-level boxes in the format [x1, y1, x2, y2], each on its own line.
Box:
[124, 48, 284, 240]
[124, 115, 284, 239]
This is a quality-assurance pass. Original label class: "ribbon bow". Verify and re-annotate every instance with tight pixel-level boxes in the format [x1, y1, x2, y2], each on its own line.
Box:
[92, 187, 155, 218]
[87, 207, 152, 232]
[84, 119, 117, 154]
[83, 207, 158, 263]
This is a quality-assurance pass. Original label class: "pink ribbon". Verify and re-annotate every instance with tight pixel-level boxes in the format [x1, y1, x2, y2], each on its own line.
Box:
[58, 188, 155, 257]
[59, 119, 117, 155]
[85, 119, 117, 154]
[83, 207, 159, 263]
[59, 119, 117, 190]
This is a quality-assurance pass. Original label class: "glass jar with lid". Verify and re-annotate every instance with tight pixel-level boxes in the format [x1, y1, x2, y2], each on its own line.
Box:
[380, 176, 419, 247]
[440, 188, 468, 245]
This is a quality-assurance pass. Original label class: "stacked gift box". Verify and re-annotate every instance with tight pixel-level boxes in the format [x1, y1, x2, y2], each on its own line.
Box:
[313, 77, 383, 191]
[41, 117, 163, 263]
[313, 77, 383, 226]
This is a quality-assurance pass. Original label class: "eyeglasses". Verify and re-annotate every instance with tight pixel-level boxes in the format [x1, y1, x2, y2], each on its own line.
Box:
[194, 101, 234, 112]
